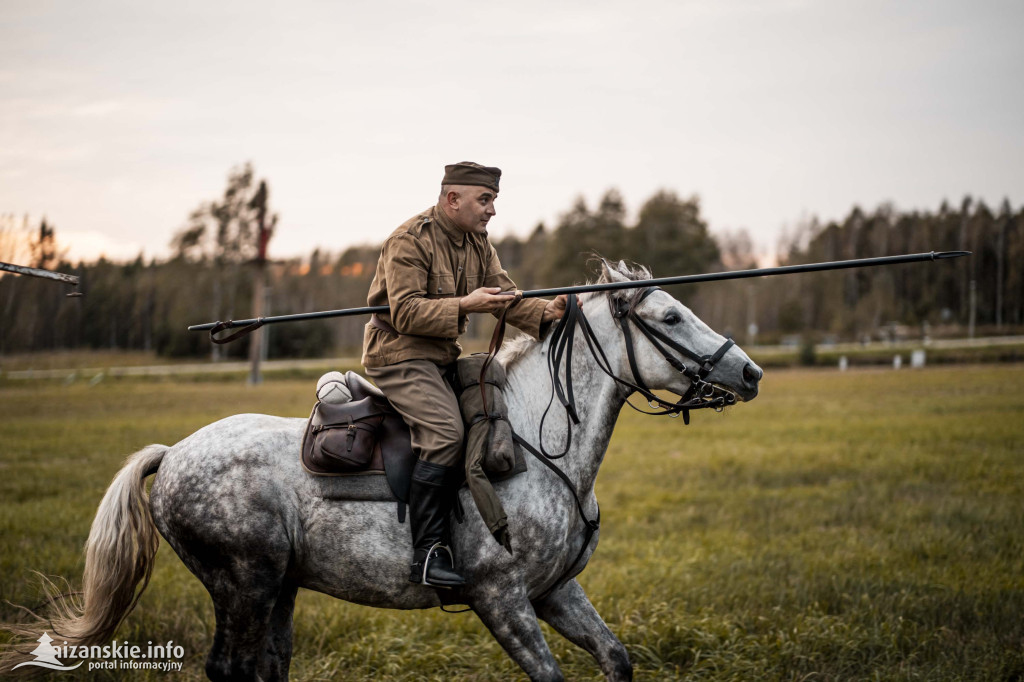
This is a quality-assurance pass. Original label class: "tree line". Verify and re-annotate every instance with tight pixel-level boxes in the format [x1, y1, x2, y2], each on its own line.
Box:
[1, 165, 1021, 360]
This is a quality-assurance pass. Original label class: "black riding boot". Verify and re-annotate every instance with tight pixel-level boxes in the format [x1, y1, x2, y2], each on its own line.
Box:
[408, 460, 465, 588]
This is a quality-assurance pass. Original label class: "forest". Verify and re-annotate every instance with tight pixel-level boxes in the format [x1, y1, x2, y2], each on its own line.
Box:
[2, 164, 1021, 360]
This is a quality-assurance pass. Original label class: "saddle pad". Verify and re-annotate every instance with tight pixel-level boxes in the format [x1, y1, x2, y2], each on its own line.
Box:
[312, 473, 396, 502]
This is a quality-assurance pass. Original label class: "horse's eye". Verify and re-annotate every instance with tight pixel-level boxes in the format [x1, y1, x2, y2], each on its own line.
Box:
[664, 312, 682, 326]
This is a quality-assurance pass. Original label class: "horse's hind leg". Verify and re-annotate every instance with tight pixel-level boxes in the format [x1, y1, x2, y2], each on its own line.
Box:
[470, 584, 563, 682]
[534, 579, 632, 681]
[201, 560, 289, 682]
[259, 581, 298, 681]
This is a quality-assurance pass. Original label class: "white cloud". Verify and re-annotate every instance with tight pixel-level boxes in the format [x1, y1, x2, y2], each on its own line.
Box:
[61, 229, 145, 263]
[71, 100, 124, 117]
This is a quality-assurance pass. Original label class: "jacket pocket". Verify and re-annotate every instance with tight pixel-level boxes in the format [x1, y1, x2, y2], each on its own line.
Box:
[426, 272, 456, 297]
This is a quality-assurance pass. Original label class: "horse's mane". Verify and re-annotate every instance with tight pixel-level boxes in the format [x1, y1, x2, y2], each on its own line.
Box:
[498, 259, 653, 369]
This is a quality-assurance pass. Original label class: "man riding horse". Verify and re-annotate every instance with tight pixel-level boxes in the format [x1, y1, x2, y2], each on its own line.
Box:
[362, 161, 569, 588]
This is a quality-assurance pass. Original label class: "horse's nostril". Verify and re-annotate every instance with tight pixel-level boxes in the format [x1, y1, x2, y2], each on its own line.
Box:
[742, 363, 762, 385]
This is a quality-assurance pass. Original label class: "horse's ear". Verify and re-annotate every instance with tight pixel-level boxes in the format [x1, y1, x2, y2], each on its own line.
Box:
[600, 259, 629, 284]
[623, 260, 652, 280]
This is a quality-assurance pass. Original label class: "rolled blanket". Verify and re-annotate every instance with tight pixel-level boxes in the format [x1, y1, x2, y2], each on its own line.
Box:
[455, 354, 527, 554]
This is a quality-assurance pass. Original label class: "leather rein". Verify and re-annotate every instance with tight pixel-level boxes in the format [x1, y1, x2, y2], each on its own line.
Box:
[490, 286, 737, 599]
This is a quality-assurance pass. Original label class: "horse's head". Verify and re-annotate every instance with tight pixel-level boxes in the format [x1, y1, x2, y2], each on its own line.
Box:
[597, 260, 762, 403]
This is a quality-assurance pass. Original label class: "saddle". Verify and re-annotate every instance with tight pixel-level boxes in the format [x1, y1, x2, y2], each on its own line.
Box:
[300, 366, 527, 530]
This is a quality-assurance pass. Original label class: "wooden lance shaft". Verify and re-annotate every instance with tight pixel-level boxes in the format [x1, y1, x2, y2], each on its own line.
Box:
[0, 261, 79, 286]
[187, 250, 971, 343]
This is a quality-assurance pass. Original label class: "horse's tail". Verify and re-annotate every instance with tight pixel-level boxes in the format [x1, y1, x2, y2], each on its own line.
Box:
[0, 444, 167, 672]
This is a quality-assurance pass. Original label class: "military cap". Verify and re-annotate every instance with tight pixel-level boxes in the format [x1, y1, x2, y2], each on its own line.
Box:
[442, 161, 501, 193]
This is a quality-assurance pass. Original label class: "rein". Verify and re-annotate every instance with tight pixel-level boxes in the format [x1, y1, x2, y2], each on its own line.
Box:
[488, 286, 738, 599]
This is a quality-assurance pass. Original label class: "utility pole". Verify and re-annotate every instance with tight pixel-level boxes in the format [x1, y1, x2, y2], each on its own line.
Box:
[968, 279, 977, 339]
[248, 181, 276, 385]
[959, 196, 971, 327]
[996, 199, 1009, 330]
[746, 283, 758, 346]
[261, 286, 271, 363]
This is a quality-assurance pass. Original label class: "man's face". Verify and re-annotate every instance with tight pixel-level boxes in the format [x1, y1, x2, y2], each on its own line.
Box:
[448, 185, 497, 234]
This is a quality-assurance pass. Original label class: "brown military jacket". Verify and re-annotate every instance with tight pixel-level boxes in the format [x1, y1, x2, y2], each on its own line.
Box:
[361, 204, 547, 368]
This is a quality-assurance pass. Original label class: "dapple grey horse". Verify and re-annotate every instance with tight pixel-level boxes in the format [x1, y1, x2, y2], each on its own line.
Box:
[3, 261, 761, 681]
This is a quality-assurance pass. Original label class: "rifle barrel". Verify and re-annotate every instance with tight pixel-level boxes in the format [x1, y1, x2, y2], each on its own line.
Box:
[187, 251, 970, 334]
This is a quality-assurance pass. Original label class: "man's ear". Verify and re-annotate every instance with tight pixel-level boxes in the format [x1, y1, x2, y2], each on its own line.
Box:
[444, 189, 461, 209]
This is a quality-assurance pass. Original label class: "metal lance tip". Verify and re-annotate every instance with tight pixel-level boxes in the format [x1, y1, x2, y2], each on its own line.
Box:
[933, 251, 972, 259]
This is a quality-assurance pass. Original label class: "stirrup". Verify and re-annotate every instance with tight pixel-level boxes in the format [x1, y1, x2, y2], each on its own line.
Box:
[415, 542, 462, 588]
[421, 542, 454, 583]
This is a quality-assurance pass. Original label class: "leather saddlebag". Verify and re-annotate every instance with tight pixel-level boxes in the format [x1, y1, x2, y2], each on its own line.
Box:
[301, 397, 385, 473]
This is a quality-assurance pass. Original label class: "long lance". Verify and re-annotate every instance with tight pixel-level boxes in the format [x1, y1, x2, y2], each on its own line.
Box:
[189, 250, 970, 344]
[0, 261, 82, 296]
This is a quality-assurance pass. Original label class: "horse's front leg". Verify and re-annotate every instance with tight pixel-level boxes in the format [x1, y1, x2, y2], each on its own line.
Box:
[469, 582, 563, 682]
[533, 579, 632, 681]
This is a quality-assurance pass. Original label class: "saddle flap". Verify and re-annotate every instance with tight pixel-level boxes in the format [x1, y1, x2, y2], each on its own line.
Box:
[379, 412, 415, 503]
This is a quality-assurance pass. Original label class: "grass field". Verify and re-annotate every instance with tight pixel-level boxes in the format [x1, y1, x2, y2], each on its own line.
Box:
[1, 366, 1022, 680]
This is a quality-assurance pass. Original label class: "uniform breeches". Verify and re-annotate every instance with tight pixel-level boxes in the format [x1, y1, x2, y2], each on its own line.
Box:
[364, 359, 463, 467]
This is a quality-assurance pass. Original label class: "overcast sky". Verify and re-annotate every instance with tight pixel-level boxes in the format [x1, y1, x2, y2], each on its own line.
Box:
[2, 0, 1021, 264]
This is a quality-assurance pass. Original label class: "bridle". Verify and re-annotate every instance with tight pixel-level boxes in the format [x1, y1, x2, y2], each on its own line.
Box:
[534, 287, 738, 461]
[611, 286, 737, 423]
[494, 285, 738, 599]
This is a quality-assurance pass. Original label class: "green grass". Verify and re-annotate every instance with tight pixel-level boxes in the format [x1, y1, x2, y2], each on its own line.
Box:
[0, 349, 182, 371]
[753, 342, 1024, 368]
[1, 367, 1023, 680]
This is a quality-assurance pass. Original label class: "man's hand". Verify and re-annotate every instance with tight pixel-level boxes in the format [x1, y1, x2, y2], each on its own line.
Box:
[459, 287, 516, 314]
[542, 294, 571, 323]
